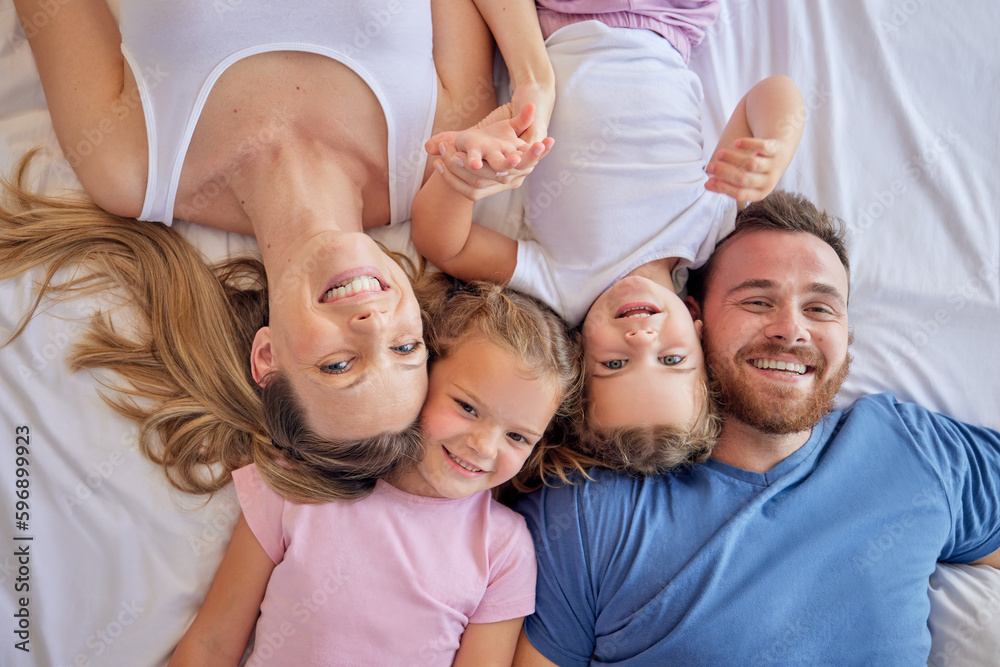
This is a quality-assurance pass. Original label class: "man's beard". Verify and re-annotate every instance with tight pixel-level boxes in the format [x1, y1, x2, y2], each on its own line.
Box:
[702, 330, 852, 435]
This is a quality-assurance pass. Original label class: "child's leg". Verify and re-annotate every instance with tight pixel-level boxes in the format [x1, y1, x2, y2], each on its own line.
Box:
[13, 0, 147, 215]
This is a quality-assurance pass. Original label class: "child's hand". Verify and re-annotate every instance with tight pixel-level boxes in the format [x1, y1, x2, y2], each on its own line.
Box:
[429, 137, 554, 202]
[426, 103, 548, 173]
[705, 137, 788, 204]
[425, 103, 554, 201]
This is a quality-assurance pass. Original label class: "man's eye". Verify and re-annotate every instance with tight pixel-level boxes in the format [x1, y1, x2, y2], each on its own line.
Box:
[602, 359, 626, 370]
[393, 341, 423, 354]
[660, 355, 684, 366]
[456, 400, 478, 417]
[322, 359, 352, 374]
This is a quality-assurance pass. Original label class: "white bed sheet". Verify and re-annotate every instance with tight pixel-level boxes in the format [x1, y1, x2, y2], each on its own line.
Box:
[1, 0, 998, 664]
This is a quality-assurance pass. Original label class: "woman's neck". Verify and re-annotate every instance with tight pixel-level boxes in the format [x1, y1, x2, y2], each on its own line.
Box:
[231, 139, 368, 272]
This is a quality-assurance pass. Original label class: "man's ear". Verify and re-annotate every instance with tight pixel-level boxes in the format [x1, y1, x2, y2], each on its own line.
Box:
[685, 295, 703, 322]
[250, 327, 274, 385]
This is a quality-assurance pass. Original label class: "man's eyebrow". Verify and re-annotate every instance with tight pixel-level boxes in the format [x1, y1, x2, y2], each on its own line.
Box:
[727, 278, 846, 306]
[807, 281, 848, 306]
[727, 278, 778, 295]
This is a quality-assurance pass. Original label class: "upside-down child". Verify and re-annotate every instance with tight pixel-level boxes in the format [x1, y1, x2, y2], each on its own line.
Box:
[411, 8, 805, 472]
[169, 274, 582, 665]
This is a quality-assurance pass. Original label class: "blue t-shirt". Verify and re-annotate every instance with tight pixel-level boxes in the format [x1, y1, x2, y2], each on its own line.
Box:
[514, 393, 1000, 665]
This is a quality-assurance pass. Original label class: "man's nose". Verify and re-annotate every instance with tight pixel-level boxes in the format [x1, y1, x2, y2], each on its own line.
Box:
[765, 307, 810, 343]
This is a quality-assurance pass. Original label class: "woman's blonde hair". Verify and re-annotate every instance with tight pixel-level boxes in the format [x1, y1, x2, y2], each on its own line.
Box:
[413, 272, 600, 499]
[0, 150, 420, 503]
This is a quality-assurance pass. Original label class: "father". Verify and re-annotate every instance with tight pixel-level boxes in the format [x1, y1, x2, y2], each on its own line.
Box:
[512, 191, 1000, 665]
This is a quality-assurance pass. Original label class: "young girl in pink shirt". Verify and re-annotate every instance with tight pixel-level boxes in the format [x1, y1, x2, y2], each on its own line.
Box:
[170, 273, 583, 666]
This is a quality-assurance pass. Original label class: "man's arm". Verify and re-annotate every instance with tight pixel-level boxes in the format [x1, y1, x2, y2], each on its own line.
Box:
[973, 549, 1000, 569]
[705, 75, 805, 209]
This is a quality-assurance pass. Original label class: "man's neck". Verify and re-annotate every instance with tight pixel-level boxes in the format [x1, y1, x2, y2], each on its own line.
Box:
[711, 419, 812, 473]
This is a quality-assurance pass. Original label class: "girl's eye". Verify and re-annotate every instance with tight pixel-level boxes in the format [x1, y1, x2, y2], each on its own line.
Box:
[392, 341, 423, 354]
[456, 400, 478, 417]
[507, 432, 532, 446]
[660, 355, 684, 366]
[602, 359, 626, 370]
[322, 359, 352, 374]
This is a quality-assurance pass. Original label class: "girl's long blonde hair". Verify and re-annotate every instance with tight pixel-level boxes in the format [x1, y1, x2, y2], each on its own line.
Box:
[0, 150, 419, 503]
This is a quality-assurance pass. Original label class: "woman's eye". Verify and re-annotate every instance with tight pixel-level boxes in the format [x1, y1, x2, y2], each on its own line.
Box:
[660, 355, 684, 366]
[456, 400, 478, 417]
[392, 341, 423, 354]
[322, 359, 352, 374]
[602, 359, 626, 370]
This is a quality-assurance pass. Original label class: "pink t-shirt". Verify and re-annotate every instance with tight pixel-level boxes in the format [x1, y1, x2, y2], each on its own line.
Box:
[535, 0, 720, 62]
[232, 464, 536, 665]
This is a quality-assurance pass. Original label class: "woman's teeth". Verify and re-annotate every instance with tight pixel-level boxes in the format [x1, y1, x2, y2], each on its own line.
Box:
[323, 276, 381, 301]
[752, 358, 807, 374]
[447, 450, 482, 473]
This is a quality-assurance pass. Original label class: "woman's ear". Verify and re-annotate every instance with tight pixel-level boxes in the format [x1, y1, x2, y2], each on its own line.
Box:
[250, 327, 274, 385]
[694, 318, 703, 339]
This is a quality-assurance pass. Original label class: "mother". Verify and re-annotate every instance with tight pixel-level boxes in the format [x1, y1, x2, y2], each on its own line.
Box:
[10, 0, 553, 496]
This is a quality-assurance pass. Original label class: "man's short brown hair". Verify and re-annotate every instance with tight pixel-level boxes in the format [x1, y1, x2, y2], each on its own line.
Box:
[688, 190, 850, 304]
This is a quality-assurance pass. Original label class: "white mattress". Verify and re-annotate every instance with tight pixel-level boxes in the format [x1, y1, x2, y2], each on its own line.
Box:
[1, 0, 998, 664]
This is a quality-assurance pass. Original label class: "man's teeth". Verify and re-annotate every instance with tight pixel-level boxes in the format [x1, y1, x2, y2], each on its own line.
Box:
[752, 358, 807, 374]
[324, 276, 381, 301]
[447, 450, 482, 473]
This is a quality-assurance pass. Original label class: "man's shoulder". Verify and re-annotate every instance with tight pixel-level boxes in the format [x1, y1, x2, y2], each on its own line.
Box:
[513, 468, 662, 524]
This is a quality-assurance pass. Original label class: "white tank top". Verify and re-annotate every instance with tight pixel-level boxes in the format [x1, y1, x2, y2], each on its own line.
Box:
[120, 0, 437, 225]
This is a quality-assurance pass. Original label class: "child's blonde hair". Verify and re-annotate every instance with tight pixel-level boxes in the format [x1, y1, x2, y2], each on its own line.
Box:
[572, 380, 721, 475]
[414, 272, 598, 496]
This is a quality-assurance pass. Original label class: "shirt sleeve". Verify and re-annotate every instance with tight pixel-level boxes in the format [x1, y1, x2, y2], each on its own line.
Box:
[513, 483, 598, 667]
[509, 240, 565, 320]
[231, 463, 288, 565]
[896, 400, 1000, 563]
[470, 509, 537, 624]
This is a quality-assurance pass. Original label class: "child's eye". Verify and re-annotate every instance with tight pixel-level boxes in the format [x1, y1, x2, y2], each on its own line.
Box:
[660, 355, 684, 366]
[322, 359, 353, 374]
[507, 432, 531, 445]
[392, 341, 423, 354]
[456, 400, 478, 417]
[602, 359, 627, 370]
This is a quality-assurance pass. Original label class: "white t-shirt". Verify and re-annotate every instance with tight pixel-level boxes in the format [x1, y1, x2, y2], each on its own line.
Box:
[507, 21, 737, 326]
